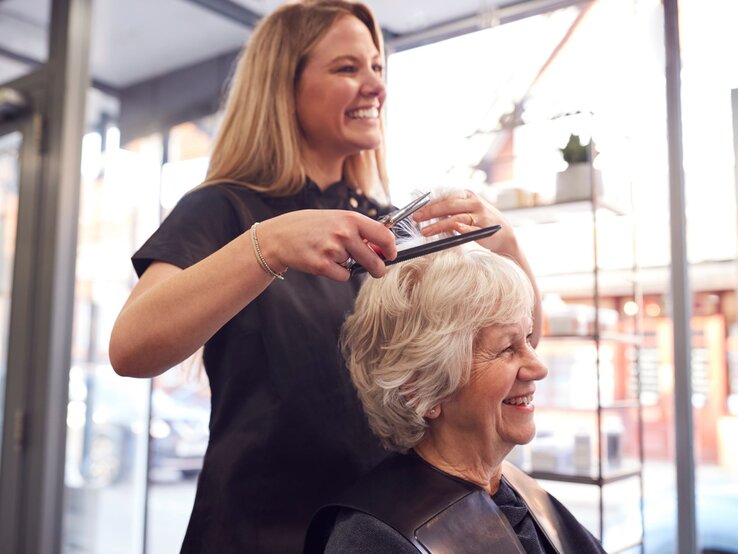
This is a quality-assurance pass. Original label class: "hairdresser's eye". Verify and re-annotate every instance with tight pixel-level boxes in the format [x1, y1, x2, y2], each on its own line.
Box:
[336, 65, 358, 74]
[372, 63, 384, 75]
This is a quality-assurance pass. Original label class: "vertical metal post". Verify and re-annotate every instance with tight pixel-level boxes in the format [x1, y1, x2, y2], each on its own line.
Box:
[17, 0, 92, 554]
[0, 98, 42, 554]
[732, 90, 738, 315]
[663, 1, 698, 553]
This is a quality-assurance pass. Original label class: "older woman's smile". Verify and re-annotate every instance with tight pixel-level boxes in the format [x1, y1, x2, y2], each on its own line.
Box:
[502, 391, 535, 407]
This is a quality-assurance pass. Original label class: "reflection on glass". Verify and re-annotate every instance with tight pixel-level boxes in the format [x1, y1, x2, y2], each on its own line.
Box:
[678, 3, 738, 550]
[0, 131, 21, 459]
[62, 113, 219, 553]
[388, 2, 674, 552]
[146, 374, 210, 554]
[62, 127, 162, 554]
[0, 0, 51, 83]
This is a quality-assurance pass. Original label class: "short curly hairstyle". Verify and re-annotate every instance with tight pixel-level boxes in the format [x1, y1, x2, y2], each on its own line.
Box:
[341, 245, 534, 452]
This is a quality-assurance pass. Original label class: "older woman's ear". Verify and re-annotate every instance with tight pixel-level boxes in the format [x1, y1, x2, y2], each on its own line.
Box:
[425, 406, 442, 419]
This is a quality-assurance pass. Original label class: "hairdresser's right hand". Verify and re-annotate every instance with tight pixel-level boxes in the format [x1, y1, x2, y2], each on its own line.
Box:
[254, 210, 397, 281]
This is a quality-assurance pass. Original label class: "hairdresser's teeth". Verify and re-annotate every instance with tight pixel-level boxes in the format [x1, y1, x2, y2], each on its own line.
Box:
[347, 107, 379, 119]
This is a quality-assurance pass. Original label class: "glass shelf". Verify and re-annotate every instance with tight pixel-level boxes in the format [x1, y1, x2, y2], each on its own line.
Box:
[502, 198, 630, 226]
[543, 332, 641, 345]
[529, 462, 641, 486]
[537, 399, 640, 412]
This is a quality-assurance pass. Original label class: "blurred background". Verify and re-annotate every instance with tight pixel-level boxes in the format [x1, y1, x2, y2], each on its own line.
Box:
[0, 0, 736, 552]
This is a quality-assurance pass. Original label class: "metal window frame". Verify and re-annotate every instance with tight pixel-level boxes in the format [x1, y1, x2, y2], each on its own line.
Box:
[0, 0, 91, 553]
[663, 1, 698, 553]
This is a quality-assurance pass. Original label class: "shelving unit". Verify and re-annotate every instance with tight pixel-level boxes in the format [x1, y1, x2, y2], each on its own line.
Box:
[489, 119, 644, 553]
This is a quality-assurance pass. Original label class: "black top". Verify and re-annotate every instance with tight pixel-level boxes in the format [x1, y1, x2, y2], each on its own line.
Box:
[132, 180, 393, 553]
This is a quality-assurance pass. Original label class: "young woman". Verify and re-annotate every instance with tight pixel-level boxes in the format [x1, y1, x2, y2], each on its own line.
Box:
[109, 2, 540, 551]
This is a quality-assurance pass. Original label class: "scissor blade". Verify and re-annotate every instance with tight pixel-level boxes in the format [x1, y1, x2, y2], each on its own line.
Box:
[351, 225, 502, 275]
[381, 192, 431, 227]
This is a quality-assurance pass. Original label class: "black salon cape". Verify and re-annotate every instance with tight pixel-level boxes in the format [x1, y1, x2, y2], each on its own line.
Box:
[311, 453, 606, 554]
[132, 180, 393, 553]
[321, 482, 603, 553]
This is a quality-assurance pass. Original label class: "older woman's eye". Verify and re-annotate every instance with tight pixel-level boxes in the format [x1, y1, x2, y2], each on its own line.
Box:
[337, 65, 357, 73]
[372, 63, 384, 75]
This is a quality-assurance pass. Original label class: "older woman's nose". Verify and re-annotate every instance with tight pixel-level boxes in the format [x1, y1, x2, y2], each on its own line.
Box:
[522, 349, 549, 381]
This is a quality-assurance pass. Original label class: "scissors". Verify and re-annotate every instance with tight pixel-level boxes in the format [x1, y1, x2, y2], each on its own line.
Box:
[378, 191, 431, 228]
[350, 224, 502, 276]
[341, 192, 431, 269]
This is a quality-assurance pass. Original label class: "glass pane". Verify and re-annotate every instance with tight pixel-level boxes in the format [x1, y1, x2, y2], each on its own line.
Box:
[678, 1, 738, 553]
[62, 123, 163, 553]
[0, 0, 51, 83]
[62, 0, 245, 549]
[388, 1, 667, 552]
[0, 130, 22, 459]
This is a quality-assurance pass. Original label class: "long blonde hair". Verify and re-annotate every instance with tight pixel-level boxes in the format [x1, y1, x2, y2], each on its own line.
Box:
[203, 0, 388, 199]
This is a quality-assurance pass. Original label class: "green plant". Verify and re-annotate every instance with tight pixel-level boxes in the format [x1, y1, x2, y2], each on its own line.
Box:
[559, 134, 592, 165]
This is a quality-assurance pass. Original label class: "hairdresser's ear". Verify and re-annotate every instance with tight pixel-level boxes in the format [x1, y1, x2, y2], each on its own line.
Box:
[425, 405, 441, 420]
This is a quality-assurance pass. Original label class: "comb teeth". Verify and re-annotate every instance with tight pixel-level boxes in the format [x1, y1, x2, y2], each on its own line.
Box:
[351, 225, 502, 276]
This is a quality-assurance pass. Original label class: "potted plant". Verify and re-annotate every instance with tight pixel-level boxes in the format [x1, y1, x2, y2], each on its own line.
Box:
[555, 133, 602, 203]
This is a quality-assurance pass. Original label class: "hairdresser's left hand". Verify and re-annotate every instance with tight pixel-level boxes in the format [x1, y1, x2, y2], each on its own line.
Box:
[413, 188, 543, 347]
[411, 189, 516, 255]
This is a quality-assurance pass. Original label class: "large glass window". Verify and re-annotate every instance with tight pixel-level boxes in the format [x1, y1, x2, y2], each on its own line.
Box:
[0, 130, 21, 460]
[61, 0, 248, 550]
[62, 104, 222, 554]
[386, 1, 684, 551]
[678, 1, 738, 552]
[63, 120, 163, 553]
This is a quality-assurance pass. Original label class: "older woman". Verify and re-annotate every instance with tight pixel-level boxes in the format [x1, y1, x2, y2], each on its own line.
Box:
[305, 245, 605, 553]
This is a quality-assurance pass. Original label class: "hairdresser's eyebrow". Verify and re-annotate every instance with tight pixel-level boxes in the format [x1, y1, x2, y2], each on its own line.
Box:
[328, 53, 380, 65]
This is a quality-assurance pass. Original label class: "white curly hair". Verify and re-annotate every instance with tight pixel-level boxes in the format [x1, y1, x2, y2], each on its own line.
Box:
[341, 241, 534, 452]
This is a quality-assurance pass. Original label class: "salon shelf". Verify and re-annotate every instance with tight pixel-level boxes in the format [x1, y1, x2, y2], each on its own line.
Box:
[536, 399, 640, 412]
[486, 117, 644, 552]
[529, 464, 641, 486]
[542, 332, 642, 345]
[502, 198, 630, 226]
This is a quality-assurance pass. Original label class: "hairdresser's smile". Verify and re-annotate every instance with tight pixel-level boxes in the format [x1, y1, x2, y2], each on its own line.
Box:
[346, 106, 380, 120]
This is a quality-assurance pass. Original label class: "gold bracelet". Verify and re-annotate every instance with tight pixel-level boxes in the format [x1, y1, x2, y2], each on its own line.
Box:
[250, 222, 286, 280]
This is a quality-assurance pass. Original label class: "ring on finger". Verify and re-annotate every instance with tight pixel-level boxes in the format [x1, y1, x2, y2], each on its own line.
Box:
[339, 256, 355, 269]
[467, 213, 475, 226]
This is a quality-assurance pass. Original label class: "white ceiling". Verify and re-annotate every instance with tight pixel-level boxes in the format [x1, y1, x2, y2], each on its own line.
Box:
[0, 0, 539, 89]
[233, 0, 499, 34]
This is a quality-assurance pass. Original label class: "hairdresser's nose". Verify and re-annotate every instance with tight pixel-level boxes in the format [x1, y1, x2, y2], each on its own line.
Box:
[361, 70, 386, 101]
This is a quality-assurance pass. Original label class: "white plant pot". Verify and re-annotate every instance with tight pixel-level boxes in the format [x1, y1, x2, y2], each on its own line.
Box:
[555, 164, 602, 203]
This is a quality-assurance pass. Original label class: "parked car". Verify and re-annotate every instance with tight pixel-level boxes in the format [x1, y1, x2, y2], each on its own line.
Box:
[65, 365, 210, 488]
[149, 387, 210, 481]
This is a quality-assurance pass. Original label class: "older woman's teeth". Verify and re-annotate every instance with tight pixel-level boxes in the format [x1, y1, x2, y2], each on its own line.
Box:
[503, 394, 533, 406]
[347, 107, 379, 119]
